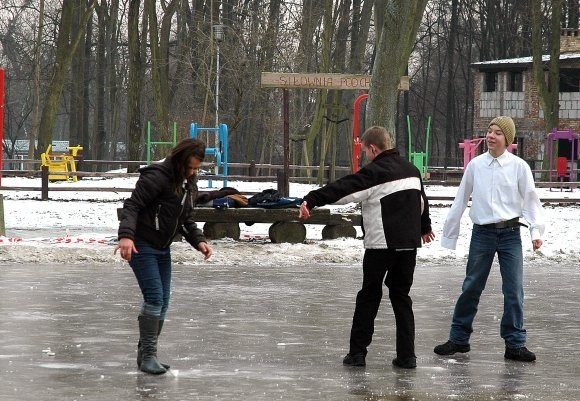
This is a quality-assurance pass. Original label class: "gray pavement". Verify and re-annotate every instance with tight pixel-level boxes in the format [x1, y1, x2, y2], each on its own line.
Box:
[1, 258, 579, 401]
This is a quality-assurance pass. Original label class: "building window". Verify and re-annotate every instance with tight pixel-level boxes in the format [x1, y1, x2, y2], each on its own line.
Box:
[508, 71, 523, 92]
[560, 69, 579, 92]
[483, 72, 497, 92]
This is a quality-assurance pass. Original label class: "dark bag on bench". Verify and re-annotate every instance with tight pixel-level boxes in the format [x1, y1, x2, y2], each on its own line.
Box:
[248, 189, 281, 206]
[255, 197, 303, 209]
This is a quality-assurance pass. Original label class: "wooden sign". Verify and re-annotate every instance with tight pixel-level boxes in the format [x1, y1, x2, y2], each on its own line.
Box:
[261, 72, 409, 91]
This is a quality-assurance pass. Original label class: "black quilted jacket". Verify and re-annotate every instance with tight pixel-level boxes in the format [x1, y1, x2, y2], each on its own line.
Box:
[117, 157, 206, 249]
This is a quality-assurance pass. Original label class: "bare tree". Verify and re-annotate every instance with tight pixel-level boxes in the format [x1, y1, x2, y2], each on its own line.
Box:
[305, 0, 333, 176]
[146, 0, 178, 151]
[367, 0, 429, 140]
[532, 0, 562, 132]
[69, 0, 91, 151]
[92, 0, 108, 164]
[37, 0, 96, 157]
[29, 0, 45, 159]
[126, 0, 148, 170]
[444, 0, 459, 167]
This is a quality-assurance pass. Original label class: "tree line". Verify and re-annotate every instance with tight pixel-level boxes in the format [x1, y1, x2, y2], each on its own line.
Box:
[0, 0, 578, 174]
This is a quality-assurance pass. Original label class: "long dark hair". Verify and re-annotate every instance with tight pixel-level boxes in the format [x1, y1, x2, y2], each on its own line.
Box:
[169, 138, 206, 184]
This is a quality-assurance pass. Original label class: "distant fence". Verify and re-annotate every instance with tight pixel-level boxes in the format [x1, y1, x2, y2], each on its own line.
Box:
[1, 158, 565, 182]
[0, 164, 578, 203]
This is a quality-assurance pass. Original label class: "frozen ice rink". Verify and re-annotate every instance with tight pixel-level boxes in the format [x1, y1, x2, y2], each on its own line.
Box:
[1, 257, 579, 401]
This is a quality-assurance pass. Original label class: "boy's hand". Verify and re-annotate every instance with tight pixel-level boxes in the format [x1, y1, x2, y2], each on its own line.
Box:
[299, 201, 311, 220]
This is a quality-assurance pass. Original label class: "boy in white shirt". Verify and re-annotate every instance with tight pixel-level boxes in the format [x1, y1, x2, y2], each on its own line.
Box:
[434, 116, 545, 362]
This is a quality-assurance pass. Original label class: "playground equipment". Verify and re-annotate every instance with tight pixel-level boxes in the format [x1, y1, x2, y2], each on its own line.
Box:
[407, 115, 431, 179]
[352, 94, 368, 172]
[546, 128, 579, 190]
[146, 121, 177, 164]
[352, 95, 432, 178]
[190, 123, 229, 188]
[459, 138, 517, 169]
[40, 143, 83, 182]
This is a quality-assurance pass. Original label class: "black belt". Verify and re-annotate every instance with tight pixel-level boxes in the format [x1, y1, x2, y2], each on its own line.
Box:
[477, 218, 527, 229]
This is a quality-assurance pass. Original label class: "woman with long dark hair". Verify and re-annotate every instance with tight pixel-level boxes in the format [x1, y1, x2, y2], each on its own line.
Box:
[115, 138, 212, 374]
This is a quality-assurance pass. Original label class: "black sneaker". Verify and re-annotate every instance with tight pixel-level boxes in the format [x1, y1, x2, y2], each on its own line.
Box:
[392, 357, 417, 369]
[504, 346, 536, 362]
[343, 352, 366, 367]
[434, 340, 471, 355]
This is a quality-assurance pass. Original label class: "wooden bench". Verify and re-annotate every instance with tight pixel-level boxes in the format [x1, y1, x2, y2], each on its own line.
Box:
[192, 207, 361, 243]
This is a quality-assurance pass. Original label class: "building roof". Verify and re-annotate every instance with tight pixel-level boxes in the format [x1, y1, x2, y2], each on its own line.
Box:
[472, 53, 580, 70]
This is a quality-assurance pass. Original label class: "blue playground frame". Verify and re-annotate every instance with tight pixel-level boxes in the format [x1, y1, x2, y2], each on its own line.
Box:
[190, 123, 229, 188]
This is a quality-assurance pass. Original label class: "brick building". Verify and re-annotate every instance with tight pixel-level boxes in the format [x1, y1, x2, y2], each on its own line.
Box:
[471, 29, 580, 168]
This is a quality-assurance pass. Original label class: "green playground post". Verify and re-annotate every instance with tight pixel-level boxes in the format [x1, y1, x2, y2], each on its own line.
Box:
[146, 121, 178, 164]
[147, 121, 151, 164]
[425, 115, 431, 172]
[407, 115, 412, 161]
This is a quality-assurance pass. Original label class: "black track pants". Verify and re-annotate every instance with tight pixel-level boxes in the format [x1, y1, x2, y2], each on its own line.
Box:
[349, 248, 417, 359]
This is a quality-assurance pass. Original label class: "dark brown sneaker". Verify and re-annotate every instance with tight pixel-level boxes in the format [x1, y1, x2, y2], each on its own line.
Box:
[504, 346, 536, 362]
[434, 340, 471, 355]
[392, 357, 417, 369]
[343, 352, 366, 367]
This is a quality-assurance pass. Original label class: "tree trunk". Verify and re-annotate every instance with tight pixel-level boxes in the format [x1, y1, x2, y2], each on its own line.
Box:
[366, 0, 428, 142]
[532, 0, 562, 176]
[29, 0, 45, 158]
[257, 0, 282, 166]
[105, 0, 121, 160]
[93, 1, 107, 166]
[532, 0, 562, 131]
[296, 0, 324, 168]
[146, 0, 177, 157]
[317, 0, 350, 183]
[306, 0, 333, 179]
[126, 0, 146, 171]
[37, 0, 96, 158]
[69, 1, 88, 150]
[345, 0, 374, 168]
[444, 0, 459, 168]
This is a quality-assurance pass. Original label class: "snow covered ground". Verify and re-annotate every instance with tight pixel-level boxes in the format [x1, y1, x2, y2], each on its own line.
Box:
[0, 174, 578, 266]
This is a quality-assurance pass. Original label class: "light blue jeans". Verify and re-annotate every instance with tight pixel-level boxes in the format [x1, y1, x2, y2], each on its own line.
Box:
[129, 237, 172, 320]
[449, 224, 526, 348]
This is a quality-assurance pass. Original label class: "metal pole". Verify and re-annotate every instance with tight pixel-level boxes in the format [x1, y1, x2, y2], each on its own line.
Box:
[214, 48, 219, 180]
[0, 69, 4, 236]
[0, 68, 6, 235]
[283, 89, 290, 197]
[0, 69, 5, 186]
[215, 43, 220, 130]
[425, 115, 431, 174]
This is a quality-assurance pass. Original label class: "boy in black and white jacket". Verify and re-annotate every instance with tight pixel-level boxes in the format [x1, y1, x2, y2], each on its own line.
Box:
[299, 126, 434, 369]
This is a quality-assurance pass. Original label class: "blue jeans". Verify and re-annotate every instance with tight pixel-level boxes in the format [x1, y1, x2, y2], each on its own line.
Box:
[449, 224, 526, 348]
[129, 237, 172, 320]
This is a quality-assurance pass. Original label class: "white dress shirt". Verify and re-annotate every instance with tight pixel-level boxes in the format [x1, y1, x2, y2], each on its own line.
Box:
[441, 150, 545, 250]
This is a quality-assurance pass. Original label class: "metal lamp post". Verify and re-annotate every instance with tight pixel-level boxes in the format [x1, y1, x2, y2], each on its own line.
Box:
[213, 24, 224, 128]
